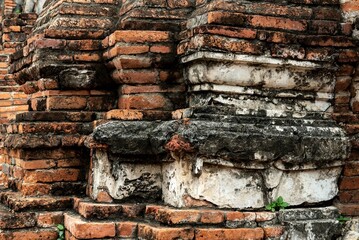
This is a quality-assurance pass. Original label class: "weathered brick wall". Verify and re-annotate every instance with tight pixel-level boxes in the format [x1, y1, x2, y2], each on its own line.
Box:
[0, 13, 36, 123]
[333, 0, 359, 216]
[0, 0, 358, 239]
[102, 0, 190, 121]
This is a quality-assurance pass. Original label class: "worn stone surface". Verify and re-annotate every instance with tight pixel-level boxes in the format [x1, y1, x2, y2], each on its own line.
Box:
[271, 168, 342, 205]
[93, 121, 161, 155]
[94, 116, 349, 168]
[92, 150, 162, 202]
[279, 207, 339, 221]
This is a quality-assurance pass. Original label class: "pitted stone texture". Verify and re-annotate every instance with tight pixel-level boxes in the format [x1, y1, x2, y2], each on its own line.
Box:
[285, 219, 341, 240]
[279, 207, 338, 221]
[92, 150, 161, 202]
[154, 119, 349, 167]
[93, 121, 161, 155]
[93, 117, 349, 168]
[279, 207, 341, 240]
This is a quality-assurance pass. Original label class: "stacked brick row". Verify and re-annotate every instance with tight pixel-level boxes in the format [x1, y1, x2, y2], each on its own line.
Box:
[1, 0, 119, 194]
[0, 13, 36, 123]
[64, 200, 287, 239]
[333, 0, 359, 216]
[101, 0, 192, 121]
[180, 0, 355, 63]
[0, 1, 119, 239]
[10, 0, 118, 112]
[0, 12, 36, 186]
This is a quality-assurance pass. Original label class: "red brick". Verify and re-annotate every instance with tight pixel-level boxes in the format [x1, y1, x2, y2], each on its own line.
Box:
[255, 212, 277, 222]
[19, 183, 51, 196]
[78, 201, 122, 219]
[118, 94, 172, 110]
[74, 53, 101, 62]
[104, 45, 149, 59]
[105, 109, 143, 120]
[0, 212, 37, 229]
[65, 213, 116, 239]
[112, 56, 152, 69]
[263, 226, 285, 238]
[32, 39, 66, 50]
[309, 20, 338, 34]
[67, 40, 102, 51]
[156, 208, 201, 224]
[122, 204, 146, 218]
[190, 34, 263, 54]
[226, 211, 256, 221]
[109, 30, 172, 45]
[339, 190, 359, 203]
[207, 11, 245, 26]
[0, 229, 58, 240]
[96, 190, 113, 203]
[300, 36, 355, 47]
[37, 212, 64, 227]
[150, 45, 173, 53]
[193, 25, 257, 39]
[138, 224, 194, 240]
[145, 205, 162, 219]
[335, 77, 352, 92]
[112, 70, 158, 84]
[195, 228, 264, 240]
[344, 162, 359, 176]
[340, 176, 359, 190]
[335, 202, 359, 216]
[15, 159, 56, 170]
[167, 0, 194, 8]
[46, 96, 87, 110]
[200, 210, 224, 224]
[117, 222, 138, 238]
[248, 15, 307, 31]
[23, 168, 82, 183]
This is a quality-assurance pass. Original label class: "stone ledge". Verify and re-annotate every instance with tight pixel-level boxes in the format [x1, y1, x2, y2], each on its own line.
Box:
[93, 115, 349, 167]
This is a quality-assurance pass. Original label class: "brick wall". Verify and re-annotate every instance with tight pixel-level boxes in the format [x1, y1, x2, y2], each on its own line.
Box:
[333, 0, 359, 216]
[0, 0, 358, 239]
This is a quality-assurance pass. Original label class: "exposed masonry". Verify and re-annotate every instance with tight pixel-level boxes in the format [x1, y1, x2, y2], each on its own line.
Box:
[0, 0, 357, 239]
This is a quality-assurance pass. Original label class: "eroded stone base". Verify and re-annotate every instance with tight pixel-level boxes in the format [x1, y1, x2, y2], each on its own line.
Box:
[163, 158, 342, 209]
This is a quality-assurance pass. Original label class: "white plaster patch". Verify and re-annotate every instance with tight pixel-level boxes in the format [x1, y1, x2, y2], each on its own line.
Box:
[187, 62, 334, 93]
[162, 158, 265, 209]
